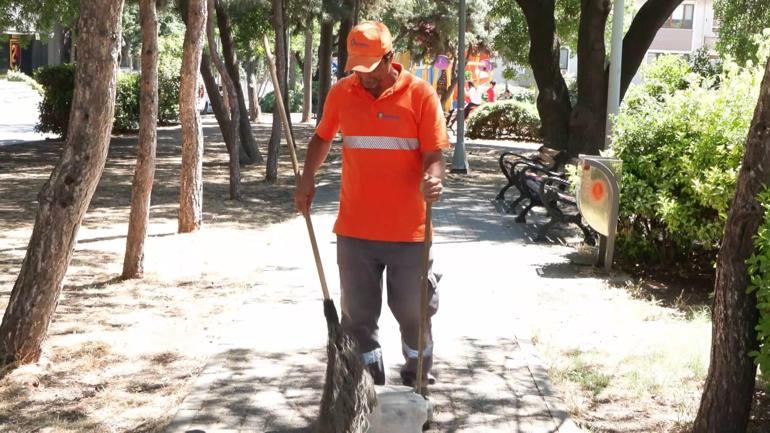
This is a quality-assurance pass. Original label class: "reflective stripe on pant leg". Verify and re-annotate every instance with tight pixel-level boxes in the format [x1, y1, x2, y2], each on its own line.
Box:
[361, 347, 383, 366]
[383, 242, 440, 376]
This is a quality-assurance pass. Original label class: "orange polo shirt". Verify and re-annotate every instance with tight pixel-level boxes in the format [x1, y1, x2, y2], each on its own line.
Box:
[315, 63, 449, 242]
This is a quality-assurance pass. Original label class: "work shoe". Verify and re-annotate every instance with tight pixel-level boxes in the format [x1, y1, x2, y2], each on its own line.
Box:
[400, 371, 436, 387]
[364, 356, 386, 385]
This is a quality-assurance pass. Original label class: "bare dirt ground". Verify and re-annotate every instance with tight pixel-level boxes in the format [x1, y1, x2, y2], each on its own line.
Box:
[0, 117, 768, 432]
[0, 117, 320, 432]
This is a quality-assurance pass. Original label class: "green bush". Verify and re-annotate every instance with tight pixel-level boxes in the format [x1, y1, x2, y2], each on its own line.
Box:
[114, 73, 140, 132]
[612, 60, 761, 263]
[34, 64, 76, 137]
[157, 69, 180, 124]
[498, 86, 535, 103]
[7, 70, 44, 95]
[465, 100, 542, 141]
[33, 62, 180, 136]
[260, 89, 303, 113]
[748, 189, 770, 382]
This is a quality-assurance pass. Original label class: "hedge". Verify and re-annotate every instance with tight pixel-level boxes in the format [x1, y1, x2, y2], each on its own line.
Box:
[465, 100, 542, 141]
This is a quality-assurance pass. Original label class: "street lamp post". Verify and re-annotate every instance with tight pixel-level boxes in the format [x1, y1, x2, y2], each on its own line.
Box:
[451, 0, 469, 174]
[605, 0, 624, 147]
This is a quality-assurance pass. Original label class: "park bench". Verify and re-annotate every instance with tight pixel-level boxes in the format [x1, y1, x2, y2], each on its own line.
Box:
[496, 147, 596, 245]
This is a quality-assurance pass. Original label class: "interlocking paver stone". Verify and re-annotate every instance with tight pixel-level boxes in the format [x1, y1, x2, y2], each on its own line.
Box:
[165, 141, 584, 433]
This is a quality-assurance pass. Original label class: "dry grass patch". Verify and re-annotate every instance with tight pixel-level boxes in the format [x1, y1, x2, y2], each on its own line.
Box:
[0, 118, 319, 432]
[530, 275, 716, 432]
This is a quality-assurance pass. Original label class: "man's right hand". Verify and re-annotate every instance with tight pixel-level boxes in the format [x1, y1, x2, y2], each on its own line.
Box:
[294, 175, 316, 215]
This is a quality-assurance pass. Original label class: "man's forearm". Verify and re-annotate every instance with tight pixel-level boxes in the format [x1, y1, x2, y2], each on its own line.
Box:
[423, 150, 445, 180]
[301, 133, 333, 180]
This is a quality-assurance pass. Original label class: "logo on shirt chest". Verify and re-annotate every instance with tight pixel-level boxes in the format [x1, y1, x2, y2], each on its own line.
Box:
[377, 112, 400, 121]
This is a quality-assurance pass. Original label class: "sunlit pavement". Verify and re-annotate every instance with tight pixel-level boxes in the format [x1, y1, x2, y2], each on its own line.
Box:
[0, 80, 56, 146]
[164, 143, 584, 433]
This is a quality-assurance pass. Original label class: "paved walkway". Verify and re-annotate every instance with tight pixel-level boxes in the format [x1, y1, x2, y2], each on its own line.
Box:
[0, 80, 56, 146]
[164, 151, 584, 433]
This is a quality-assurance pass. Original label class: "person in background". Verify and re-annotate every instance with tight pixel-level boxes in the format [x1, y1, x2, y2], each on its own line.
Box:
[486, 80, 496, 103]
[464, 81, 482, 120]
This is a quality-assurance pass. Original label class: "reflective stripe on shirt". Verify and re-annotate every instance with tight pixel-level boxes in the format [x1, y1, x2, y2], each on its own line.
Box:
[343, 135, 420, 151]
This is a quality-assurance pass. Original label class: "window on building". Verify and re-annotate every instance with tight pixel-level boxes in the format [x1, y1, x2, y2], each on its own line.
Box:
[664, 4, 694, 29]
[559, 47, 569, 70]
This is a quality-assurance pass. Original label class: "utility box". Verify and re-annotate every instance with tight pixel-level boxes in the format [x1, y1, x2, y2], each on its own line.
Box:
[576, 156, 622, 270]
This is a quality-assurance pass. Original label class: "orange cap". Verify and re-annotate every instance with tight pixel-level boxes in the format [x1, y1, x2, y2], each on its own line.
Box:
[345, 21, 393, 73]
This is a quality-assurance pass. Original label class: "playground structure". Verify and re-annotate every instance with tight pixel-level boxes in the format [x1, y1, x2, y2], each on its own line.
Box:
[394, 51, 498, 111]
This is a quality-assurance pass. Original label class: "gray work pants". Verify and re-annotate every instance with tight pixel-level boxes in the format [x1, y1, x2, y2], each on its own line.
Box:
[337, 235, 440, 377]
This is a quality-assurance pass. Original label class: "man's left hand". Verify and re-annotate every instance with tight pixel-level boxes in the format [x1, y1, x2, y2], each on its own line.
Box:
[421, 173, 443, 203]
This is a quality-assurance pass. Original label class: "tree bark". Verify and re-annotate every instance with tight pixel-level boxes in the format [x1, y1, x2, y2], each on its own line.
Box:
[123, 0, 159, 280]
[178, 0, 206, 233]
[568, 0, 611, 156]
[302, 18, 313, 123]
[619, 0, 683, 100]
[215, 0, 262, 164]
[206, 0, 240, 200]
[317, 15, 333, 123]
[0, 0, 124, 367]
[692, 57, 770, 433]
[515, 0, 684, 157]
[516, 0, 571, 153]
[289, 50, 298, 95]
[246, 57, 259, 121]
[201, 52, 237, 154]
[266, 0, 287, 183]
[336, 0, 354, 81]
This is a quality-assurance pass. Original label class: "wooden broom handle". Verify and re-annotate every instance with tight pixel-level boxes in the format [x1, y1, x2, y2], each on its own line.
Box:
[415, 203, 432, 395]
[263, 35, 331, 302]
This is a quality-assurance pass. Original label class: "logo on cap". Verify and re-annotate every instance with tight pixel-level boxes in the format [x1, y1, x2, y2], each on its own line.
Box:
[351, 39, 370, 48]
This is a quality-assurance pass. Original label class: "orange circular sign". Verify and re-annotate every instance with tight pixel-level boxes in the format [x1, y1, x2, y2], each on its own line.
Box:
[591, 180, 605, 202]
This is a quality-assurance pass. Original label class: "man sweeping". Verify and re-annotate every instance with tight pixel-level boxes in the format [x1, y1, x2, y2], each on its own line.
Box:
[294, 21, 448, 387]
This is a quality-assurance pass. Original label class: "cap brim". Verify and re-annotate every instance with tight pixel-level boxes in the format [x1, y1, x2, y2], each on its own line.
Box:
[345, 54, 382, 72]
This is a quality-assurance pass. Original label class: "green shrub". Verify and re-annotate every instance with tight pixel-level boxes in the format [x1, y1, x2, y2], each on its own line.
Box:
[260, 89, 303, 113]
[157, 69, 180, 124]
[34, 64, 76, 137]
[465, 100, 542, 141]
[499, 86, 535, 103]
[33, 62, 180, 136]
[748, 189, 770, 382]
[114, 73, 141, 132]
[7, 70, 44, 95]
[612, 60, 761, 263]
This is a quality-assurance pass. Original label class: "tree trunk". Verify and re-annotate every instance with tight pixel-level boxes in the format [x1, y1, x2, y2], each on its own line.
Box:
[619, 0, 684, 100]
[206, 0, 240, 200]
[215, 0, 262, 165]
[692, 56, 770, 433]
[317, 15, 333, 124]
[123, 0, 159, 280]
[0, 0, 124, 367]
[266, 0, 287, 183]
[514, 0, 683, 157]
[336, 0, 354, 81]
[302, 18, 313, 123]
[289, 50, 298, 95]
[201, 51, 240, 157]
[246, 57, 259, 121]
[178, 0, 206, 233]
[438, 56, 457, 107]
[568, 0, 610, 157]
[516, 0, 571, 153]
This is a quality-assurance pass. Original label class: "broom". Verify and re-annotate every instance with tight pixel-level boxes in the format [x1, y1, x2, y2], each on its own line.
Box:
[262, 36, 375, 433]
